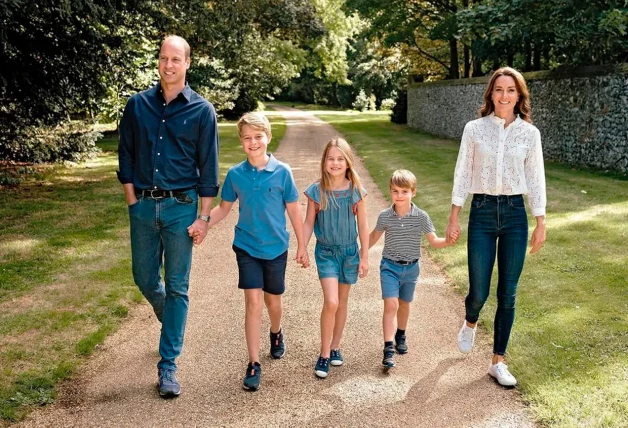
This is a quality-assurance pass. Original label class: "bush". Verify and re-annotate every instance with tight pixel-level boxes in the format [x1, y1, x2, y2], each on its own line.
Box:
[0, 122, 101, 163]
[336, 85, 355, 109]
[390, 90, 407, 124]
[380, 98, 396, 111]
[368, 94, 377, 111]
[353, 89, 370, 112]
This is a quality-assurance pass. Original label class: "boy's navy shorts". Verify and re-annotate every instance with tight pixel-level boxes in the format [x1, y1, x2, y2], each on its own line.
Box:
[233, 245, 287, 295]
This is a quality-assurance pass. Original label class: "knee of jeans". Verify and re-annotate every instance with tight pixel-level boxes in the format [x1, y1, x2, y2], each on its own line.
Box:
[466, 295, 487, 312]
[497, 293, 516, 310]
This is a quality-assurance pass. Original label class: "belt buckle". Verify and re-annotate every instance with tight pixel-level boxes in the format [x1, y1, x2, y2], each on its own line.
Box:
[149, 189, 165, 199]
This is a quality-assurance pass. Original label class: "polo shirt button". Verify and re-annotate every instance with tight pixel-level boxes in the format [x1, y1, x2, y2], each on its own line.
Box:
[162, 120, 165, 123]
[156, 169, 159, 172]
[157, 153, 160, 155]
[160, 136, 163, 139]
[154, 186, 157, 189]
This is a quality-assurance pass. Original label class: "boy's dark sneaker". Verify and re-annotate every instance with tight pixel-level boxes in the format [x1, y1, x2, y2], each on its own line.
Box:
[330, 349, 344, 366]
[158, 368, 181, 397]
[395, 333, 408, 354]
[270, 329, 286, 359]
[382, 345, 396, 368]
[242, 362, 261, 391]
[314, 356, 330, 378]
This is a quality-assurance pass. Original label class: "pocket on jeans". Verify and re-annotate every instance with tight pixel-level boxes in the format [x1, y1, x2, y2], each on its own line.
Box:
[471, 198, 485, 209]
[509, 198, 525, 209]
[174, 194, 196, 205]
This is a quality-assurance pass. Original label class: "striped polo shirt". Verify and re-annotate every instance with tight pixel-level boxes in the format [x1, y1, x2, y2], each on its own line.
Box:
[374, 203, 435, 262]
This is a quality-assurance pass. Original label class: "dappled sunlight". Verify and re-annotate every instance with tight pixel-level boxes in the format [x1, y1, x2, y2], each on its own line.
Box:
[217, 122, 238, 128]
[0, 237, 42, 260]
[548, 202, 628, 230]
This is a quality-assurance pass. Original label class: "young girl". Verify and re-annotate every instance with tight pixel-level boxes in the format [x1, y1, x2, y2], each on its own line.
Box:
[303, 137, 369, 379]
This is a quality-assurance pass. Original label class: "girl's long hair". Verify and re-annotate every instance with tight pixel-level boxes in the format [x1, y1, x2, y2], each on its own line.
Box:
[479, 67, 532, 123]
[318, 137, 364, 211]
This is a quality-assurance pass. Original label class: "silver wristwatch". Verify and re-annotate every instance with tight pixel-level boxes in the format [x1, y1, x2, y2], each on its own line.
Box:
[197, 215, 210, 223]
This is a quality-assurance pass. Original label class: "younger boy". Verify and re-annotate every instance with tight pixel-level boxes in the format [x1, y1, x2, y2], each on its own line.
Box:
[369, 169, 457, 368]
[194, 112, 309, 391]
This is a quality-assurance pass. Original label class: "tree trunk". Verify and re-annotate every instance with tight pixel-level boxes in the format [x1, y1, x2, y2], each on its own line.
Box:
[471, 41, 483, 76]
[463, 0, 470, 77]
[449, 37, 459, 79]
[533, 45, 541, 70]
[524, 40, 532, 71]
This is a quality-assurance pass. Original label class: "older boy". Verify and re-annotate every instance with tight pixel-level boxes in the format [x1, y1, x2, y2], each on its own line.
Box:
[197, 112, 308, 391]
[369, 170, 457, 368]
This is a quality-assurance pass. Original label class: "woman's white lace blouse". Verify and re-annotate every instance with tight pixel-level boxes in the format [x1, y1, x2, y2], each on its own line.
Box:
[451, 113, 547, 216]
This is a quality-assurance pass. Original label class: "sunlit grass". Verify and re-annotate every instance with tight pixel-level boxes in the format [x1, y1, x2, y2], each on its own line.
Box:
[0, 115, 286, 422]
[310, 110, 628, 428]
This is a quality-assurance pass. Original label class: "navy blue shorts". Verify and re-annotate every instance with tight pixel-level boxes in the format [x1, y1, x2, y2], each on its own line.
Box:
[233, 245, 287, 295]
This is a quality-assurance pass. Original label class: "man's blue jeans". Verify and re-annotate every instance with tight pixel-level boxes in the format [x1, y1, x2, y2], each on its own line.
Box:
[128, 189, 197, 370]
[465, 194, 528, 356]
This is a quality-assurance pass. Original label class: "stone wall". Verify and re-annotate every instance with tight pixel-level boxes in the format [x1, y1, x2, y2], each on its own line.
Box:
[407, 65, 628, 172]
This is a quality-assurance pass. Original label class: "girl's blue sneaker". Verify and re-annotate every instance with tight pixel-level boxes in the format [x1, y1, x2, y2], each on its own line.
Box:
[330, 349, 344, 366]
[314, 356, 330, 378]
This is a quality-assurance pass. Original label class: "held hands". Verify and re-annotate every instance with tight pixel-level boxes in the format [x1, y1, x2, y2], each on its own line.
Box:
[187, 219, 209, 246]
[358, 258, 369, 279]
[295, 246, 310, 268]
[446, 219, 461, 245]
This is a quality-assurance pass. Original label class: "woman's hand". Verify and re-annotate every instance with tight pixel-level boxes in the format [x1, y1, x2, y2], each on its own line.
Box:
[529, 217, 546, 254]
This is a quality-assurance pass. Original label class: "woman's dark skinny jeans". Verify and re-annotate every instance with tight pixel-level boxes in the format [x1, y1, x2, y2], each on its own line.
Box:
[465, 194, 528, 356]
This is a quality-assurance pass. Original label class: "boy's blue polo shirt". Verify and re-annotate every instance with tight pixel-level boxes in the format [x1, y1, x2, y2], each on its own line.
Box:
[221, 154, 299, 260]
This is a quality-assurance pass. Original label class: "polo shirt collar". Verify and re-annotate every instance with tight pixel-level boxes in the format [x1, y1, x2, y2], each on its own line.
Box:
[389, 202, 419, 217]
[245, 154, 278, 172]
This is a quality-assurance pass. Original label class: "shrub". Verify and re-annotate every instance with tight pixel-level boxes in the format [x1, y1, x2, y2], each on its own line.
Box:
[381, 98, 396, 111]
[0, 121, 101, 163]
[353, 89, 370, 112]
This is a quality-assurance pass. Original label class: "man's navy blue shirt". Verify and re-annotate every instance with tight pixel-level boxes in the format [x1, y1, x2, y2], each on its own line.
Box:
[117, 83, 219, 197]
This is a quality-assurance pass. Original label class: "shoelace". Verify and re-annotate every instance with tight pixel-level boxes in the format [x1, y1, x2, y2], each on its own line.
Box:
[318, 358, 329, 368]
[496, 364, 510, 377]
[461, 327, 474, 341]
[161, 370, 175, 382]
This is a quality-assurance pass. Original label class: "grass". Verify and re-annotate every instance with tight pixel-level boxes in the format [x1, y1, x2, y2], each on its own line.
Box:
[309, 110, 628, 428]
[0, 115, 285, 422]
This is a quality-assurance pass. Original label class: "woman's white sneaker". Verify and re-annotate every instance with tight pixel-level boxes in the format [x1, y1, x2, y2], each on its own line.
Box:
[457, 321, 476, 353]
[488, 362, 517, 386]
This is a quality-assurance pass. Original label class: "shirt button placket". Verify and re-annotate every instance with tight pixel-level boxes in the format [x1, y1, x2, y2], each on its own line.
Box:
[495, 128, 505, 194]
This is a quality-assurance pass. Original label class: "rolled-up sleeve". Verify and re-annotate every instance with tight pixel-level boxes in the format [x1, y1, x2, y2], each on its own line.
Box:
[117, 98, 136, 184]
[451, 122, 474, 207]
[525, 128, 547, 216]
[196, 104, 220, 197]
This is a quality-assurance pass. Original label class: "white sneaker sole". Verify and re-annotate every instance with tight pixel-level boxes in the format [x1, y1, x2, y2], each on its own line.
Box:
[315, 369, 329, 378]
[329, 360, 343, 366]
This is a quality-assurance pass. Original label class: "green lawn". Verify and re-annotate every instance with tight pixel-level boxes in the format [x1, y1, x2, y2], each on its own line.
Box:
[310, 110, 628, 428]
[0, 116, 285, 422]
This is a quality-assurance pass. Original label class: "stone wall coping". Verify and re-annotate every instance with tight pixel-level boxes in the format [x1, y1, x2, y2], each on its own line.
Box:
[408, 63, 628, 88]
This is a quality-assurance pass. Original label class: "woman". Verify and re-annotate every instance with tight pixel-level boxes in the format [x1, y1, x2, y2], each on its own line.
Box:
[446, 67, 546, 386]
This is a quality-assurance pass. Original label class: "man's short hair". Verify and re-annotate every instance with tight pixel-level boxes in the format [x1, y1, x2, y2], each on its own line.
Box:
[161, 35, 191, 59]
[237, 112, 272, 137]
[389, 169, 417, 191]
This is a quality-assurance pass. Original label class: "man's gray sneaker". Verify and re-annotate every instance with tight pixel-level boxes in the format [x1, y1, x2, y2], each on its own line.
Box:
[457, 320, 476, 353]
[158, 368, 181, 397]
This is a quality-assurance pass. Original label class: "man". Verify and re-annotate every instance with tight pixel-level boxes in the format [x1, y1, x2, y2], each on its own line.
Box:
[117, 35, 219, 397]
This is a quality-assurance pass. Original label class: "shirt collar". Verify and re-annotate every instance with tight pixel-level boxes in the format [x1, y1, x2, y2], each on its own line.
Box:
[489, 112, 521, 128]
[389, 202, 419, 217]
[246, 154, 278, 172]
[154, 82, 192, 103]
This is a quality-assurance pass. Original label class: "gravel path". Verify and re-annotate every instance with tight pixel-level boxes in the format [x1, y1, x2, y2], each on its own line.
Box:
[19, 107, 534, 427]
